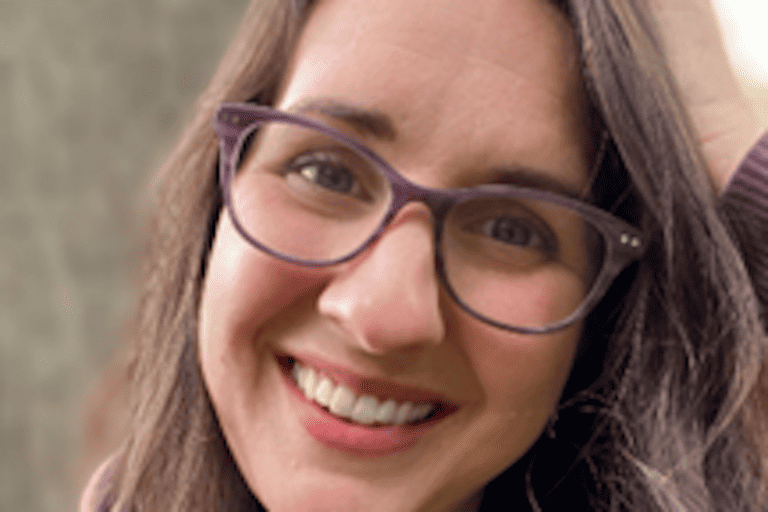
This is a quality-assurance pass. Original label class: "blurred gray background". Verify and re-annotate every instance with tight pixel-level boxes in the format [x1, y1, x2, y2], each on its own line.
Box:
[0, 1, 247, 510]
[0, 1, 766, 511]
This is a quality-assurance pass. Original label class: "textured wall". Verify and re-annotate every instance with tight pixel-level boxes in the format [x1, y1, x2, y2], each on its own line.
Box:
[1, 1, 766, 512]
[0, 1, 247, 510]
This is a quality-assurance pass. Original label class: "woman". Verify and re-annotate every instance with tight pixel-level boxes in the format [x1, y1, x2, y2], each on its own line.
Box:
[80, 0, 768, 510]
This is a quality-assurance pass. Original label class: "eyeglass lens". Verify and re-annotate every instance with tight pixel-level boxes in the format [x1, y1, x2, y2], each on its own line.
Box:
[228, 120, 606, 330]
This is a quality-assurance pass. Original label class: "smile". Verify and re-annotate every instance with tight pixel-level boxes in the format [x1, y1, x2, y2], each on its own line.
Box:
[276, 354, 459, 456]
[292, 360, 437, 426]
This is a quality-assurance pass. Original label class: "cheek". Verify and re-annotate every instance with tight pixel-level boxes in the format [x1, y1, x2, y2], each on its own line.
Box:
[198, 212, 326, 396]
[442, 309, 582, 482]
[460, 316, 581, 419]
[455, 269, 587, 331]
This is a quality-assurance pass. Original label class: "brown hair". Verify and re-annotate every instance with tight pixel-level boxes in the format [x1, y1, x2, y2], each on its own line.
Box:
[87, 0, 768, 510]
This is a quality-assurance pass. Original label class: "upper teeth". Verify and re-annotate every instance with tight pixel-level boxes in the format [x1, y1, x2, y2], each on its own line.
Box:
[292, 362, 435, 426]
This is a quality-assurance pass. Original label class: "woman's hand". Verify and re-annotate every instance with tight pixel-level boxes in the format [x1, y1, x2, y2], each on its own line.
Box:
[649, 0, 764, 193]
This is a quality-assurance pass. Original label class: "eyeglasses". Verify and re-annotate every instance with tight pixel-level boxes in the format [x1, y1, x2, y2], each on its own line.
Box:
[213, 103, 644, 334]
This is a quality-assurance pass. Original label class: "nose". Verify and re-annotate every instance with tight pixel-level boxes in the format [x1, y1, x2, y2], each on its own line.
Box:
[317, 203, 446, 354]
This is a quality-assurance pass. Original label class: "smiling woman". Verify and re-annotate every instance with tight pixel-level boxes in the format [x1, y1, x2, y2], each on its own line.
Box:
[80, 0, 768, 511]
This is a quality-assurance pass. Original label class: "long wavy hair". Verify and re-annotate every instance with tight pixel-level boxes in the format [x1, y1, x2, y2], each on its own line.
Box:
[88, 0, 768, 510]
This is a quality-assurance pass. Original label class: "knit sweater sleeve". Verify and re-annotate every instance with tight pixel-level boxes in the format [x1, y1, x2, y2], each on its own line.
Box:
[80, 452, 120, 512]
[717, 131, 768, 322]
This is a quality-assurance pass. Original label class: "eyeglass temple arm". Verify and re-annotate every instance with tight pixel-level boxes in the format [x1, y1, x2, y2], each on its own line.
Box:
[213, 105, 267, 159]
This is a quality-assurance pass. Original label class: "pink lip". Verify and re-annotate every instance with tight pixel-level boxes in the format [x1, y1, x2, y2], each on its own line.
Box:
[276, 353, 459, 457]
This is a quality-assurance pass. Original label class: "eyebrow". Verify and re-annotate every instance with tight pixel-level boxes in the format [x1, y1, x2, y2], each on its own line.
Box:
[489, 167, 589, 200]
[286, 98, 588, 199]
[287, 98, 398, 141]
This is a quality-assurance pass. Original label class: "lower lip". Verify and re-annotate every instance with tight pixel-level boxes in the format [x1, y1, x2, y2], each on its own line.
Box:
[280, 366, 445, 457]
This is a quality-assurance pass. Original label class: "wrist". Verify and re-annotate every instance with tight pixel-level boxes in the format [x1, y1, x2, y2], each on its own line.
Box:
[694, 97, 763, 194]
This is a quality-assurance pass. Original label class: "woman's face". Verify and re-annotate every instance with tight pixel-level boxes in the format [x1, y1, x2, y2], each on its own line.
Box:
[199, 0, 592, 510]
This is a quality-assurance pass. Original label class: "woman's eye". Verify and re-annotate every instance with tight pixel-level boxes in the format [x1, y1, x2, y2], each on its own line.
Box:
[480, 216, 555, 252]
[287, 154, 360, 196]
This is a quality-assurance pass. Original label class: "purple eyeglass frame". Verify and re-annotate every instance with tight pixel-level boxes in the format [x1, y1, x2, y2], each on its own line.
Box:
[213, 103, 645, 334]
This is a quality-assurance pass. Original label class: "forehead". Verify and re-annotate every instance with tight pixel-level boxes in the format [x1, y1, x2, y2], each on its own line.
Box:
[276, 0, 590, 191]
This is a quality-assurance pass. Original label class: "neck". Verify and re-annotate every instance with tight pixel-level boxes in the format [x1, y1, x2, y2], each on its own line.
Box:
[448, 487, 484, 512]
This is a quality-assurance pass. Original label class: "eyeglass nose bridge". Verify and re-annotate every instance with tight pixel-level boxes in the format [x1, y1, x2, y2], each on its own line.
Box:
[372, 173, 457, 249]
[388, 173, 455, 212]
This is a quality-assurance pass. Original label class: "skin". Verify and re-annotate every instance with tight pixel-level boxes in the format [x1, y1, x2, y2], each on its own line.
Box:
[77, 1, 764, 511]
[649, 0, 764, 193]
[198, 0, 592, 511]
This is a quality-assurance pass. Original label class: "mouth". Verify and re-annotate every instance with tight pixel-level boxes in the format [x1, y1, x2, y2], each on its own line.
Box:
[276, 353, 459, 457]
[277, 354, 455, 428]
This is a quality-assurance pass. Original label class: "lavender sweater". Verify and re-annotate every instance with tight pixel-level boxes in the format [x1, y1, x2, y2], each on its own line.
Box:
[92, 132, 768, 512]
[719, 132, 768, 318]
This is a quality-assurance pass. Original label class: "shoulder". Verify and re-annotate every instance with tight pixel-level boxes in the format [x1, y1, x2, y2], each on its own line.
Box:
[79, 452, 121, 512]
